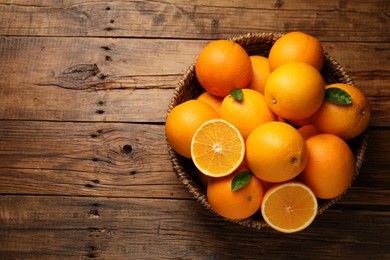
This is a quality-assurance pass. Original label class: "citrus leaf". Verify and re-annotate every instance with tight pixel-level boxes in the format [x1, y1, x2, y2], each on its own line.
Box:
[325, 87, 352, 105]
[231, 171, 252, 191]
[230, 88, 243, 101]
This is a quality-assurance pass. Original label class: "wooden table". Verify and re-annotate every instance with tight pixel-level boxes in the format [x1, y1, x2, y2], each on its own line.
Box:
[0, 1, 389, 259]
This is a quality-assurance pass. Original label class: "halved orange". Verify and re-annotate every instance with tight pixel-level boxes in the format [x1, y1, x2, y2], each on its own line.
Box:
[191, 119, 245, 177]
[261, 182, 318, 233]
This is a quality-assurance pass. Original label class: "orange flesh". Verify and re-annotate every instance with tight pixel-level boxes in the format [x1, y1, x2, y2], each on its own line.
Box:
[192, 120, 244, 177]
[262, 183, 317, 231]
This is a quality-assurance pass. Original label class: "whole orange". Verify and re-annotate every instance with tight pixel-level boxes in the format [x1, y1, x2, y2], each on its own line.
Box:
[247, 55, 271, 94]
[299, 134, 355, 199]
[207, 169, 265, 220]
[220, 89, 276, 139]
[311, 83, 371, 140]
[165, 100, 219, 158]
[246, 121, 308, 183]
[197, 91, 223, 114]
[195, 40, 252, 97]
[264, 62, 326, 121]
[268, 31, 324, 71]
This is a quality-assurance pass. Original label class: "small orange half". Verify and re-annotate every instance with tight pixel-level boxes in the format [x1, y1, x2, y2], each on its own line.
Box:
[191, 119, 245, 177]
[261, 182, 318, 233]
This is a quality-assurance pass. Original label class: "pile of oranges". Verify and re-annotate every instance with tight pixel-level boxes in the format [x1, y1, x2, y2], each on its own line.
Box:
[165, 32, 371, 233]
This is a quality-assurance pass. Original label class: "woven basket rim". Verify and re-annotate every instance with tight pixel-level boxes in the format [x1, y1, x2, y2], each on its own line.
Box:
[166, 32, 369, 231]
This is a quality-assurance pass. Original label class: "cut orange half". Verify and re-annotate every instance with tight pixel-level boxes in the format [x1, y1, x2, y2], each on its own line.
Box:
[261, 182, 318, 233]
[191, 119, 245, 178]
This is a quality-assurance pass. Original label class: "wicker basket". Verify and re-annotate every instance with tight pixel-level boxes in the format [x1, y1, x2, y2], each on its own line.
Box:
[167, 32, 368, 230]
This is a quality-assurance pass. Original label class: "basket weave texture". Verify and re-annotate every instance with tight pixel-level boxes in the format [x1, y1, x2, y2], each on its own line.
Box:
[167, 32, 368, 230]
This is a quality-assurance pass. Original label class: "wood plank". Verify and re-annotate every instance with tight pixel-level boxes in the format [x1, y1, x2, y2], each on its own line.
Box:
[0, 37, 388, 125]
[0, 120, 191, 198]
[0, 0, 388, 41]
[0, 196, 389, 259]
[0, 121, 388, 200]
[2, 0, 388, 12]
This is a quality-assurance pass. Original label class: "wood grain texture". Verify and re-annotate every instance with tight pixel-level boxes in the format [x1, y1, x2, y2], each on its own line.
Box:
[0, 0, 388, 41]
[0, 121, 190, 198]
[0, 196, 389, 259]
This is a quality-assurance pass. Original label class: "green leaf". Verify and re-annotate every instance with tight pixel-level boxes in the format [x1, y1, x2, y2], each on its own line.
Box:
[231, 171, 252, 191]
[230, 88, 243, 101]
[325, 87, 352, 105]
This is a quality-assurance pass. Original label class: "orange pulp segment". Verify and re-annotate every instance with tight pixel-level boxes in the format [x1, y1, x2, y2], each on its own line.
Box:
[261, 182, 318, 233]
[191, 119, 245, 177]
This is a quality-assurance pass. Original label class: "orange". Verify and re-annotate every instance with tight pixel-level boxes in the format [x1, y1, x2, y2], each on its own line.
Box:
[191, 119, 245, 177]
[195, 153, 250, 186]
[220, 89, 276, 139]
[300, 134, 355, 199]
[261, 181, 318, 233]
[165, 100, 219, 158]
[264, 62, 326, 121]
[298, 124, 320, 140]
[207, 169, 265, 220]
[311, 83, 371, 140]
[195, 40, 252, 97]
[197, 91, 223, 114]
[246, 121, 308, 183]
[247, 55, 271, 94]
[268, 31, 324, 71]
